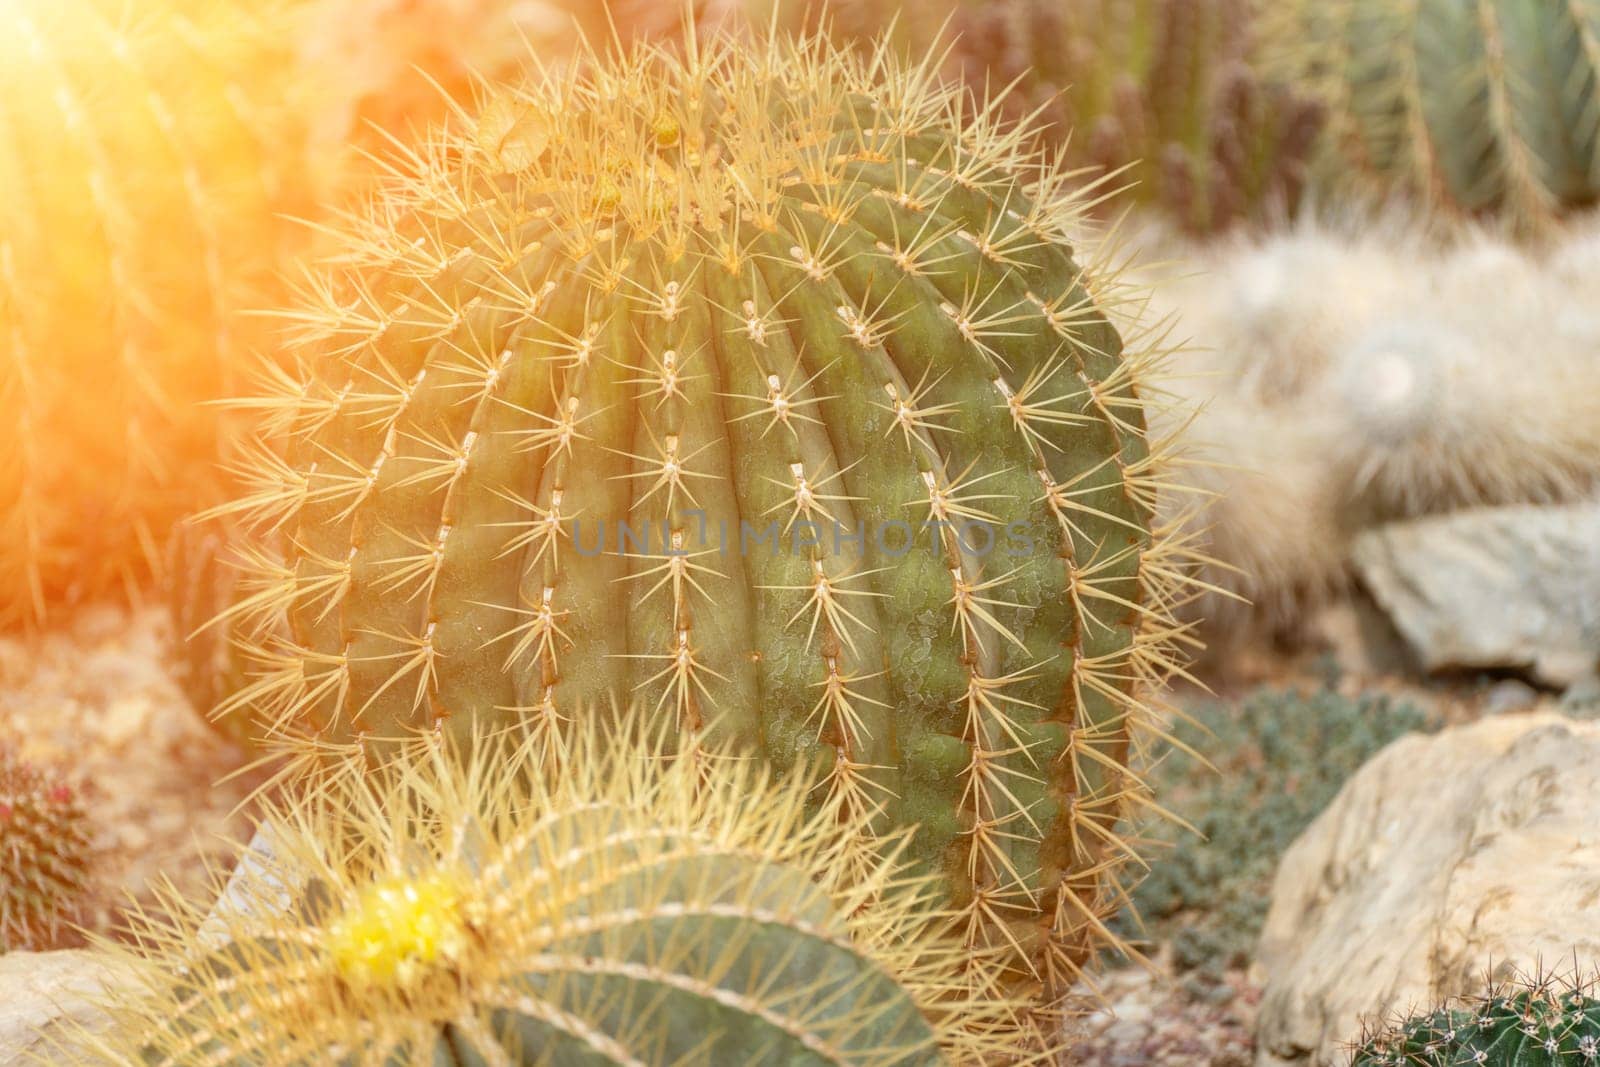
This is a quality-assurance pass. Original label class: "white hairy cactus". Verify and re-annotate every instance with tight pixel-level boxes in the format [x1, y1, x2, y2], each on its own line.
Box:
[1135, 209, 1600, 650]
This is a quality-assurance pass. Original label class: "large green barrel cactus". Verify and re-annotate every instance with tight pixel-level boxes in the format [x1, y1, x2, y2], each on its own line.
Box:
[0, 0, 307, 631]
[215, 29, 1194, 1003]
[1261, 0, 1600, 230]
[68, 715, 1035, 1063]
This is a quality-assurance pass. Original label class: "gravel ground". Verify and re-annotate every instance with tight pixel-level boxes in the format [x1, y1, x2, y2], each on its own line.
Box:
[1069, 956, 1259, 1066]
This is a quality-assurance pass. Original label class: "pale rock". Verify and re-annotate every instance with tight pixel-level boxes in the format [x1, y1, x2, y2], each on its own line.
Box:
[0, 950, 132, 1062]
[1255, 714, 1600, 1065]
[1352, 504, 1600, 689]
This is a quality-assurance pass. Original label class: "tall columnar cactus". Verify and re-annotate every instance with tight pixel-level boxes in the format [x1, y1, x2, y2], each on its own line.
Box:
[213, 30, 1198, 1005]
[1, 744, 94, 951]
[768, 0, 1325, 231]
[0, 0, 306, 631]
[1353, 970, 1600, 1067]
[68, 715, 1041, 1063]
[1260, 0, 1600, 231]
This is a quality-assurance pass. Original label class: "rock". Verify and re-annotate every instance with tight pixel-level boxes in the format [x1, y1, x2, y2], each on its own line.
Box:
[198, 824, 295, 949]
[0, 950, 133, 1062]
[1351, 503, 1600, 688]
[1481, 678, 1539, 715]
[1254, 714, 1600, 1066]
[1302, 593, 1415, 681]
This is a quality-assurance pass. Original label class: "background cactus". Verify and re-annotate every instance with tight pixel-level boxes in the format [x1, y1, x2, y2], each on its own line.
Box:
[1, 743, 94, 951]
[765, 0, 1325, 232]
[0, 0, 310, 632]
[1314, 234, 1600, 521]
[1128, 212, 1600, 650]
[69, 714, 1042, 1063]
[1353, 969, 1600, 1067]
[1260, 0, 1600, 232]
[211, 29, 1199, 1007]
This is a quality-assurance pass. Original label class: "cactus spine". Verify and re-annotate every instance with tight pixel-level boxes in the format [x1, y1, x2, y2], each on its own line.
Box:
[69, 715, 1041, 1063]
[298, 0, 725, 166]
[1354, 969, 1600, 1067]
[1, 744, 93, 951]
[768, 0, 1325, 231]
[0, 0, 305, 631]
[213, 29, 1197, 1006]
[1261, 0, 1600, 231]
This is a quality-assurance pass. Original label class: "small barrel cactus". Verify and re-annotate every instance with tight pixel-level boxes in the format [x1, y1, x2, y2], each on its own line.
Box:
[0, 0, 310, 631]
[1261, 0, 1600, 231]
[68, 714, 1039, 1063]
[213, 28, 1197, 1005]
[1353, 969, 1600, 1066]
[1, 744, 94, 951]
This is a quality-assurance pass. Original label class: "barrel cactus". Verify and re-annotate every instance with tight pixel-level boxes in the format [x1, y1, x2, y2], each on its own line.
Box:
[1354, 969, 1600, 1067]
[0, 0, 308, 631]
[1, 744, 94, 951]
[214, 29, 1197, 1005]
[1261, 0, 1600, 231]
[68, 714, 1038, 1063]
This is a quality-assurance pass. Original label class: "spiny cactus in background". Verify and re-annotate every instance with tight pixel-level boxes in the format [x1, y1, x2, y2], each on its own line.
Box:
[1123, 215, 1411, 641]
[1316, 235, 1600, 520]
[1129, 213, 1600, 649]
[1261, 0, 1600, 232]
[952, 0, 1325, 232]
[67, 715, 1044, 1063]
[211, 28, 1202, 1009]
[1, 744, 94, 951]
[0, 0, 309, 632]
[1171, 400, 1351, 641]
[772, 0, 1325, 231]
[1353, 968, 1600, 1067]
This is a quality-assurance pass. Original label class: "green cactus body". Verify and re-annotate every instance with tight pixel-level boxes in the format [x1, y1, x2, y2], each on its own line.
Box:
[219, 32, 1191, 1001]
[73, 716, 1037, 1063]
[1263, 0, 1600, 229]
[1354, 972, 1600, 1067]
[0, 0, 304, 631]
[1, 745, 93, 951]
[169, 830, 941, 1064]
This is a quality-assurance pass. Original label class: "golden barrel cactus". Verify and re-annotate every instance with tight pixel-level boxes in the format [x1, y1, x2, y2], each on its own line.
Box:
[65, 715, 1040, 1063]
[213, 29, 1199, 1009]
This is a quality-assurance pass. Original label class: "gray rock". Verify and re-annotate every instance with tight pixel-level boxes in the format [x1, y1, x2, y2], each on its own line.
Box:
[198, 823, 293, 948]
[1482, 678, 1539, 715]
[0, 950, 133, 1063]
[1254, 714, 1600, 1066]
[1352, 503, 1600, 688]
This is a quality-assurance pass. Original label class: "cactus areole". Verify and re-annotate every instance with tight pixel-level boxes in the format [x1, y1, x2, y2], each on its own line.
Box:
[224, 31, 1190, 999]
